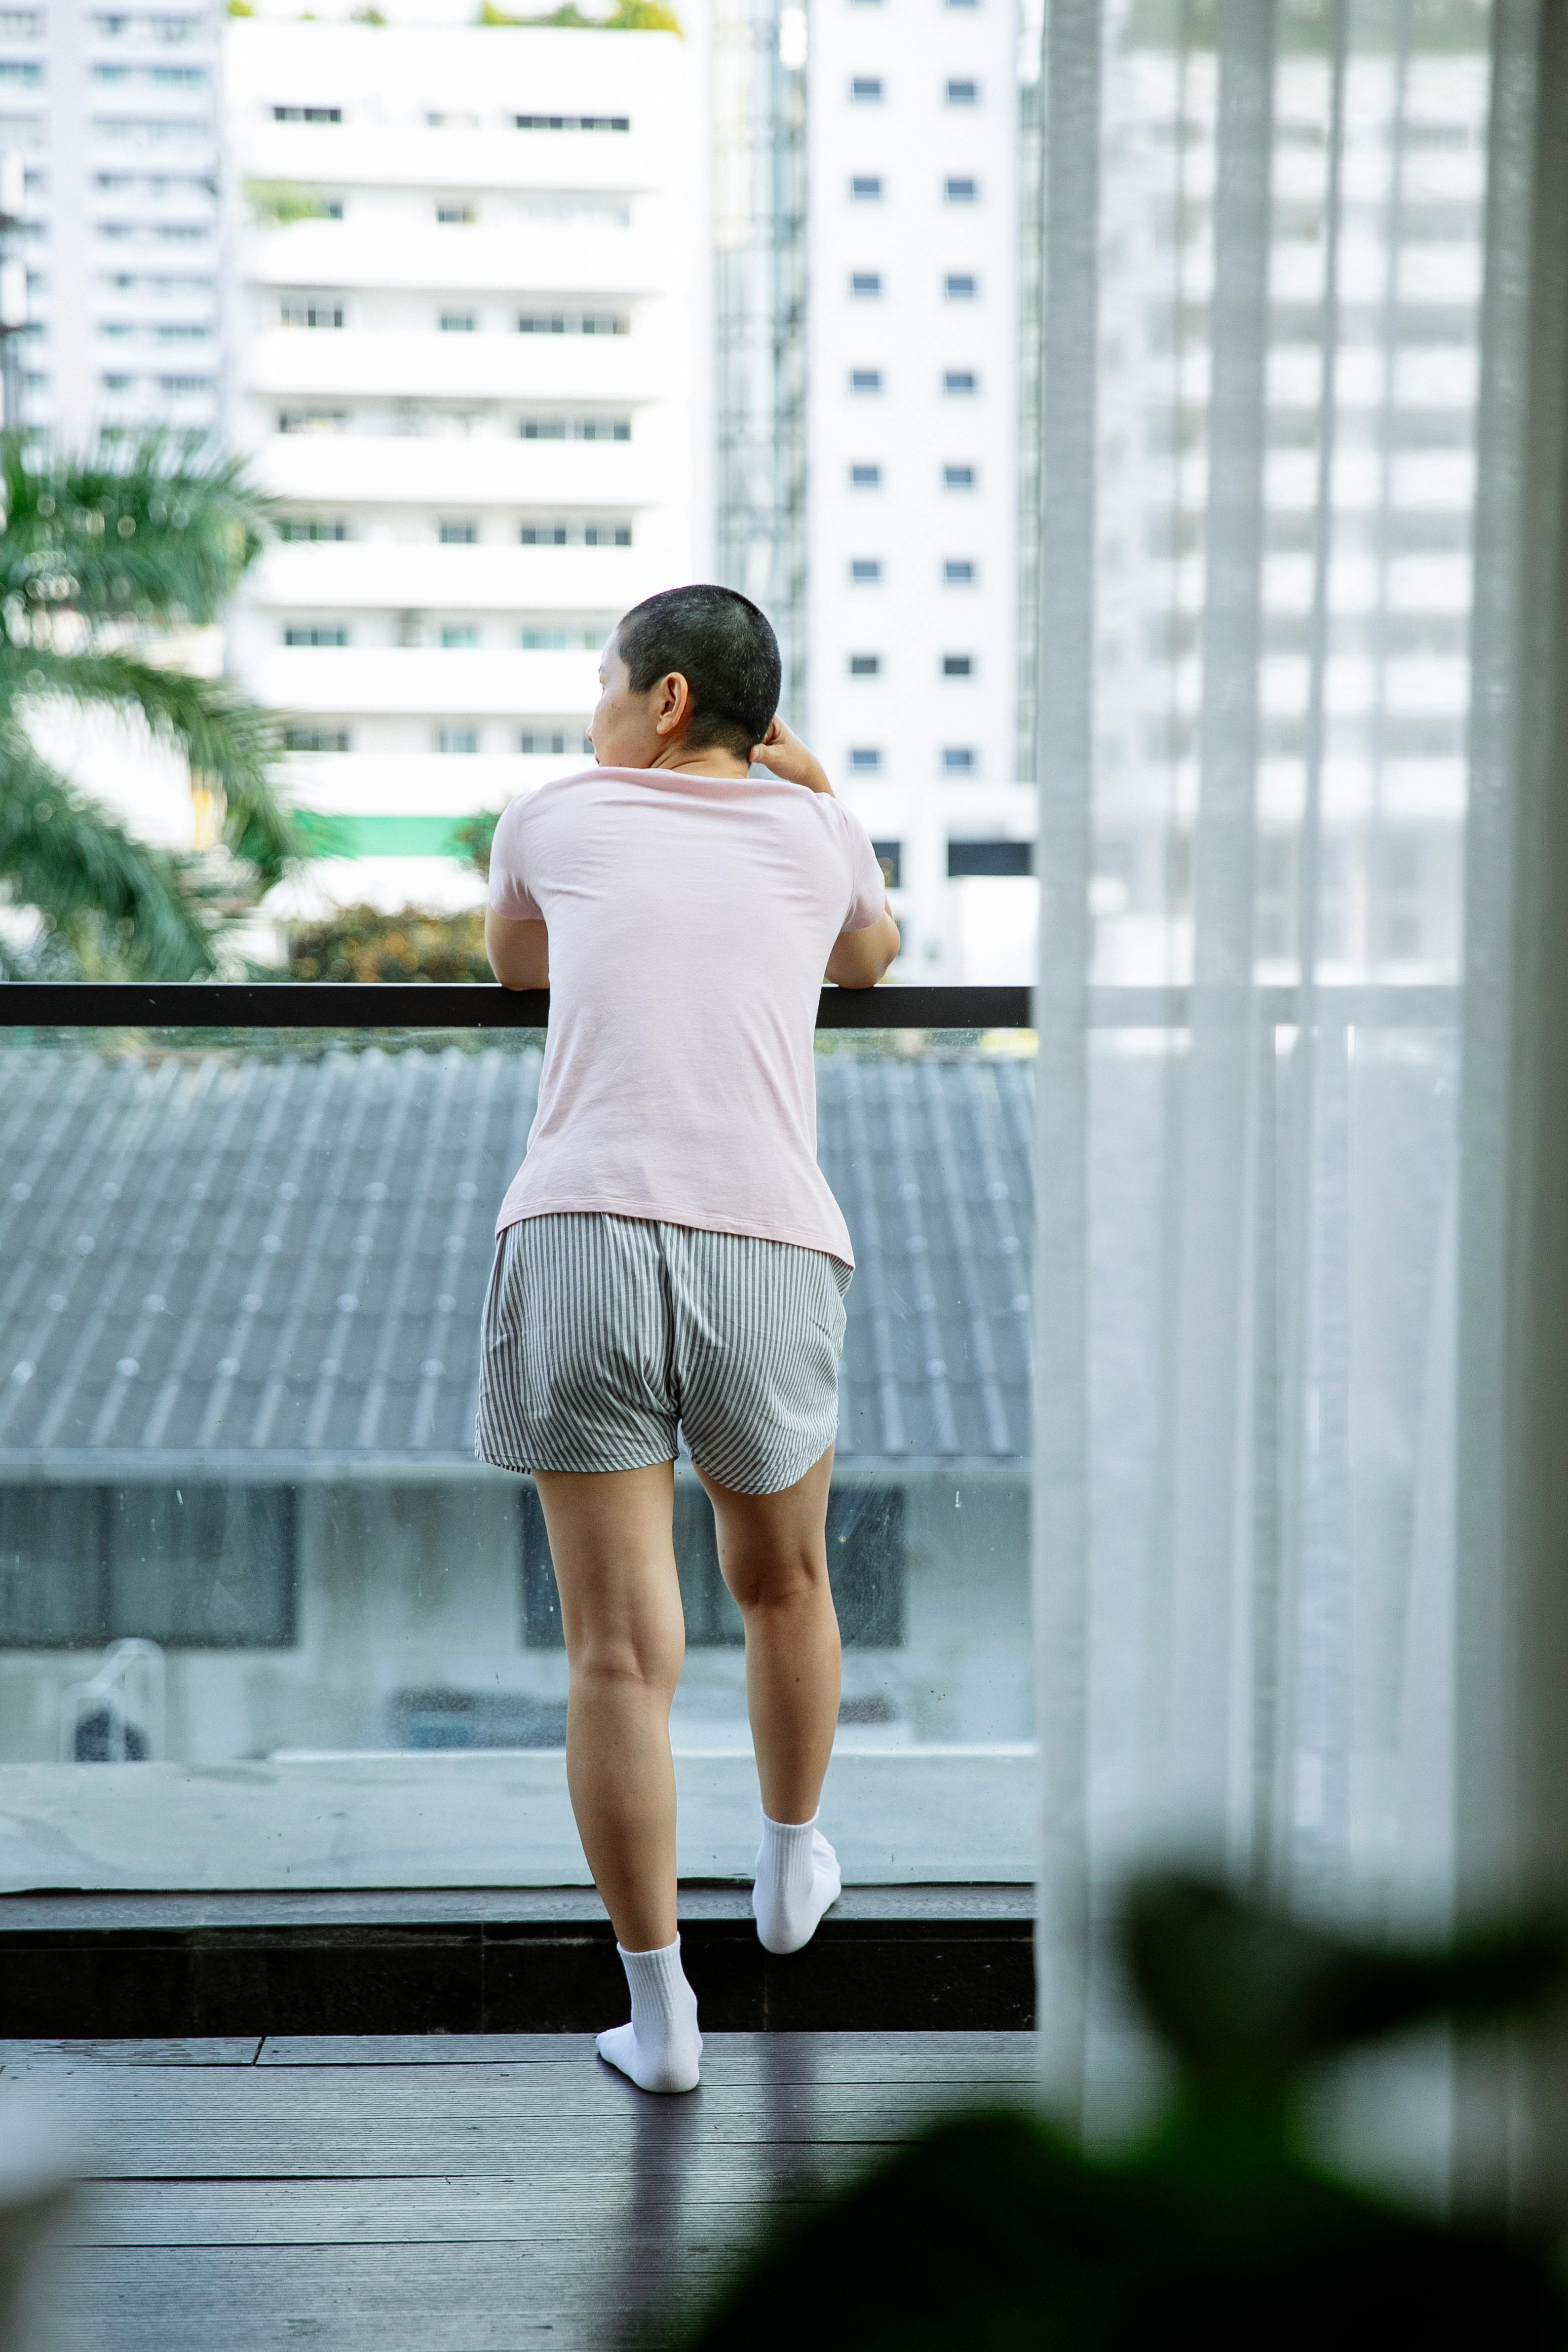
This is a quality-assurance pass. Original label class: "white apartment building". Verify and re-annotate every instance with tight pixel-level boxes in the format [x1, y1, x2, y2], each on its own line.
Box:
[1088, 22, 1488, 989]
[11, 0, 224, 446]
[224, 7, 706, 916]
[805, 0, 1032, 980]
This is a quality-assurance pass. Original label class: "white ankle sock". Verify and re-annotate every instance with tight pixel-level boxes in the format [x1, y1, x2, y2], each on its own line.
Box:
[752, 1811, 841, 1955]
[596, 1935, 702, 2095]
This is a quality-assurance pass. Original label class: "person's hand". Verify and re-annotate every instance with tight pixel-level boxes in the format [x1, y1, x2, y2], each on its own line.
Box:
[751, 716, 833, 795]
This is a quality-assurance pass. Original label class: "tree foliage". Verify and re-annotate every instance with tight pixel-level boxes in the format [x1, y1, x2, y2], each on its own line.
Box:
[0, 431, 309, 978]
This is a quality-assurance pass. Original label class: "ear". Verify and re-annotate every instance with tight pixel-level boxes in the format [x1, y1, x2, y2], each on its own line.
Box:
[652, 671, 692, 738]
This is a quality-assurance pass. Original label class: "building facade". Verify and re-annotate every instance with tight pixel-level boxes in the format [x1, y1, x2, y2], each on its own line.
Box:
[11, 0, 224, 448]
[803, 0, 1030, 979]
[223, 7, 706, 917]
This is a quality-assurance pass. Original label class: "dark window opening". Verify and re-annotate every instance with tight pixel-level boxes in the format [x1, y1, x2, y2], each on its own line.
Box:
[872, 838, 902, 888]
[0, 1485, 296, 1649]
[948, 838, 1032, 878]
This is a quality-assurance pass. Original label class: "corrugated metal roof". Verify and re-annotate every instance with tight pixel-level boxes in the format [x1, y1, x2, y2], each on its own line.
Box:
[0, 1044, 1033, 1469]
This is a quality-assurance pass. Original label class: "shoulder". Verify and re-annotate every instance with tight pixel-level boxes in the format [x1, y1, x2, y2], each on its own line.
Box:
[494, 769, 599, 846]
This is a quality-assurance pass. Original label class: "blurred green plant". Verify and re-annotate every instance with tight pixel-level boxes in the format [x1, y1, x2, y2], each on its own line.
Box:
[0, 431, 308, 979]
[244, 179, 338, 225]
[671, 1873, 1568, 2350]
[478, 0, 683, 29]
[278, 903, 491, 985]
[452, 808, 499, 880]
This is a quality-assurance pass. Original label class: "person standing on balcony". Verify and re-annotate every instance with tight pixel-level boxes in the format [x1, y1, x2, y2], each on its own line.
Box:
[477, 585, 900, 2094]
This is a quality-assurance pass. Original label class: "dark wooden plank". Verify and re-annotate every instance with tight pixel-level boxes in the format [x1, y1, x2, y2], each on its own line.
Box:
[257, 2029, 1031, 2065]
[0, 2040, 261, 2068]
[35, 2075, 1025, 2120]
[55, 2239, 732, 2314]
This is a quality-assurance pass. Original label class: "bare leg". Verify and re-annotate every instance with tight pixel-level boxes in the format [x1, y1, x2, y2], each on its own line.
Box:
[696, 1444, 841, 1824]
[533, 1461, 684, 1953]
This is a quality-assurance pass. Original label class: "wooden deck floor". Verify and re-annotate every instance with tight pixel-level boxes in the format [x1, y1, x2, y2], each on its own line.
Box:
[0, 2032, 1038, 2350]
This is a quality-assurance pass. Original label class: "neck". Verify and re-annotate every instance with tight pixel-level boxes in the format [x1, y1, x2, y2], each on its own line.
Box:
[644, 743, 751, 779]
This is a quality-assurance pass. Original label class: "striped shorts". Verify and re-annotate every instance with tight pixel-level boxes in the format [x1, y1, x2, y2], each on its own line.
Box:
[475, 1213, 852, 1494]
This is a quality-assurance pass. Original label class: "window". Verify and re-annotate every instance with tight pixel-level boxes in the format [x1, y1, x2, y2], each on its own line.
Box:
[944, 463, 976, 489]
[439, 521, 478, 545]
[439, 311, 476, 334]
[945, 176, 978, 202]
[272, 105, 341, 123]
[518, 311, 627, 337]
[519, 729, 572, 754]
[520, 522, 631, 547]
[159, 376, 210, 394]
[942, 746, 975, 774]
[279, 299, 344, 329]
[154, 325, 210, 341]
[850, 175, 882, 200]
[872, 838, 902, 888]
[850, 271, 882, 297]
[850, 464, 881, 489]
[515, 113, 628, 131]
[278, 518, 349, 542]
[850, 76, 882, 100]
[437, 726, 480, 754]
[0, 1487, 295, 1652]
[436, 204, 475, 225]
[849, 652, 880, 676]
[521, 628, 603, 650]
[283, 725, 351, 752]
[943, 653, 974, 677]
[440, 625, 479, 649]
[946, 77, 979, 103]
[948, 839, 1032, 878]
[100, 374, 133, 391]
[850, 558, 882, 583]
[284, 625, 348, 647]
[944, 558, 975, 583]
[279, 410, 348, 434]
[850, 368, 882, 393]
[945, 272, 977, 298]
[849, 747, 882, 773]
[520, 417, 630, 441]
[944, 369, 977, 395]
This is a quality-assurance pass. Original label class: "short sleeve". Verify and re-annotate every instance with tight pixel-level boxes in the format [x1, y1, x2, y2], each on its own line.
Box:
[840, 808, 888, 933]
[487, 795, 543, 921]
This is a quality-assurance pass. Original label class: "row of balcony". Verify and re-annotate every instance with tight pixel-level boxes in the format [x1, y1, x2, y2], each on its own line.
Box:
[253, 435, 651, 509]
[240, 327, 670, 402]
[249, 545, 660, 611]
[250, 644, 603, 714]
[241, 222, 660, 298]
[236, 122, 677, 201]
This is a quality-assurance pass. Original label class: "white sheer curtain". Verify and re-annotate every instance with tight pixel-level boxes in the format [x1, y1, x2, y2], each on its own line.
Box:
[1029, 0, 1568, 2179]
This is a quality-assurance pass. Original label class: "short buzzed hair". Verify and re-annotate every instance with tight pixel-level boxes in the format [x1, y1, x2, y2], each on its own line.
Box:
[614, 584, 781, 759]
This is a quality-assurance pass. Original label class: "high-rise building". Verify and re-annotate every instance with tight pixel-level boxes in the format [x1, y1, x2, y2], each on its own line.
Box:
[803, 0, 1030, 979]
[223, 5, 706, 917]
[18, 0, 225, 447]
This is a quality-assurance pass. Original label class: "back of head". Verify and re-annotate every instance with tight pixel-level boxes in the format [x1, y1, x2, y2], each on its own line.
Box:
[615, 585, 781, 761]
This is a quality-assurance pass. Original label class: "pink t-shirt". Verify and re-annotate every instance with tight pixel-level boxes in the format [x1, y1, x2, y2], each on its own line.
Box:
[488, 764, 888, 1265]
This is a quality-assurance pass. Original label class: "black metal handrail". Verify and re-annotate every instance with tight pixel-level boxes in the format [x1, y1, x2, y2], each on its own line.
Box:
[0, 982, 1458, 1030]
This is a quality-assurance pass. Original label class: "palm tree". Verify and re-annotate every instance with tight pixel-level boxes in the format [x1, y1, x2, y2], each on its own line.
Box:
[0, 430, 308, 978]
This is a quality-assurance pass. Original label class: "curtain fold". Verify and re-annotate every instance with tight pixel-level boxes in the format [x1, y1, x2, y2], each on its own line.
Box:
[1032, 0, 1522, 2167]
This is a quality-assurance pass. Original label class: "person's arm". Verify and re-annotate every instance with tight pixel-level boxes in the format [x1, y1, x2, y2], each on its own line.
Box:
[486, 909, 549, 990]
[826, 908, 900, 989]
[751, 716, 899, 985]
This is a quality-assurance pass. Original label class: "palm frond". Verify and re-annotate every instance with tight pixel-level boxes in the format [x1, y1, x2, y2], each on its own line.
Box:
[0, 643, 309, 890]
[0, 430, 278, 636]
[0, 724, 218, 977]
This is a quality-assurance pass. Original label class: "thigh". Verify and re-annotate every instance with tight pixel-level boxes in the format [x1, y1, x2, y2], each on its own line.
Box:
[534, 1461, 685, 1670]
[667, 1229, 850, 1496]
[696, 1444, 836, 1608]
[476, 1213, 679, 1476]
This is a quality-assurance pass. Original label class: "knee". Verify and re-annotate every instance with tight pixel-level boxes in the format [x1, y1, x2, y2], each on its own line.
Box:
[724, 1545, 831, 1618]
[569, 1622, 684, 1694]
